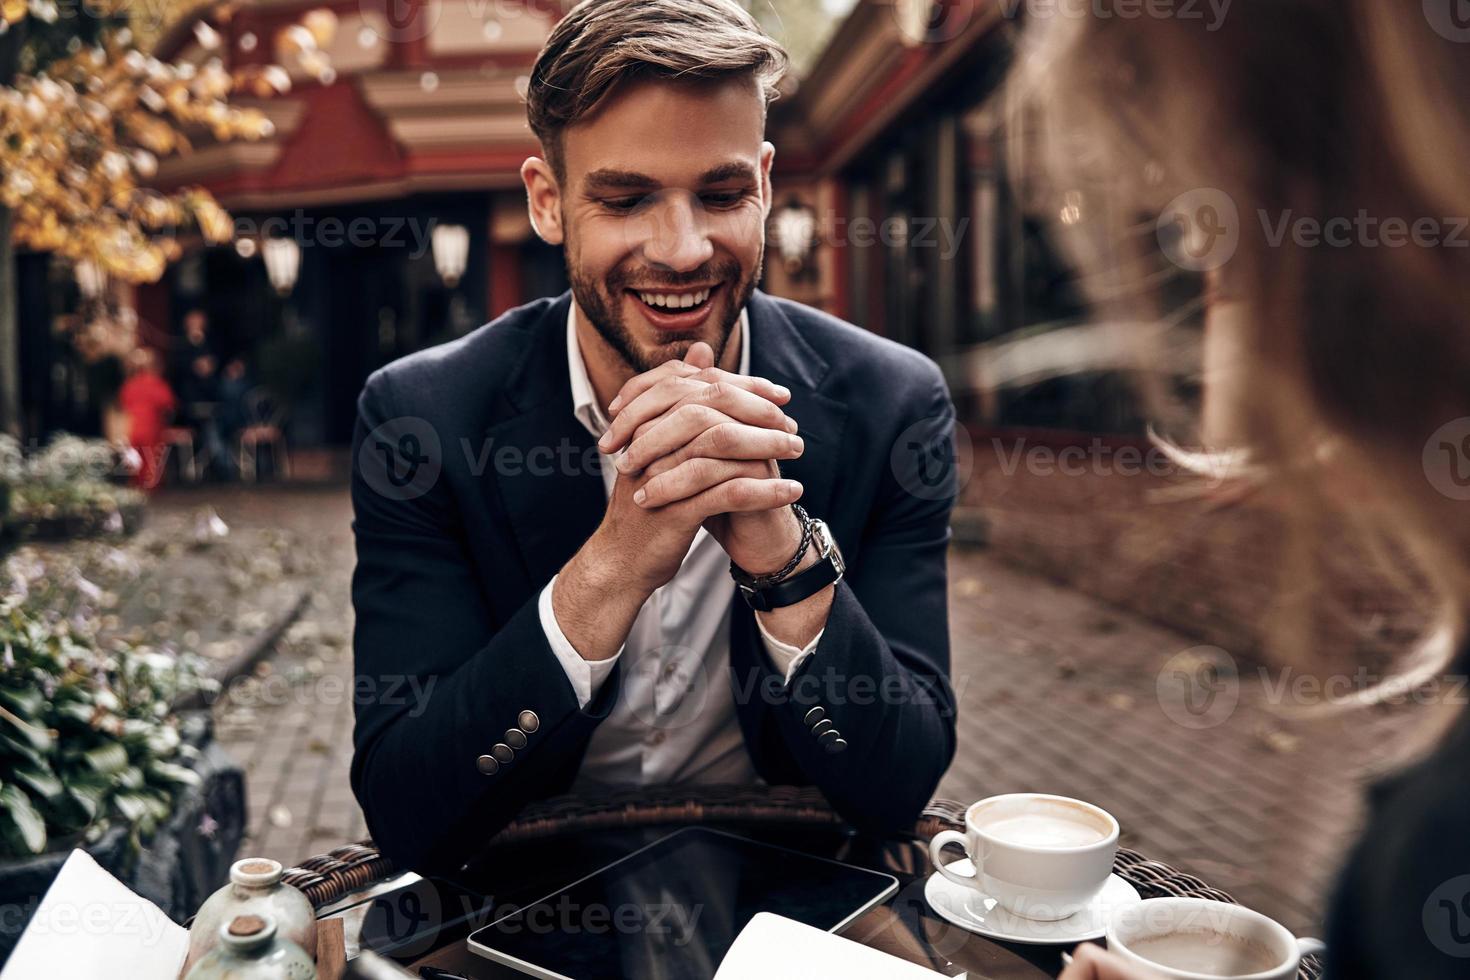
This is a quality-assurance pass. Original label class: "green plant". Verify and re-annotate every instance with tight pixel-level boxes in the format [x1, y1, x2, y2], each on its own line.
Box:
[0, 562, 219, 858]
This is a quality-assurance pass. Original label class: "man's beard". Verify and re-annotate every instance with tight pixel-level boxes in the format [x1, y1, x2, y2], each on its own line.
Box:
[568, 252, 761, 374]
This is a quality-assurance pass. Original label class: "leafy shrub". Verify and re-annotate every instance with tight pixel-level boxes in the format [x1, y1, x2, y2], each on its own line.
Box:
[0, 435, 143, 539]
[0, 556, 218, 858]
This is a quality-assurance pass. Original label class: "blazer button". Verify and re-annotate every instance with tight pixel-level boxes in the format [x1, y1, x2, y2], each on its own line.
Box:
[803, 707, 826, 727]
[518, 710, 540, 733]
[817, 730, 842, 751]
[811, 719, 834, 737]
[826, 737, 849, 755]
[477, 754, 500, 776]
[504, 728, 528, 750]
[491, 743, 515, 764]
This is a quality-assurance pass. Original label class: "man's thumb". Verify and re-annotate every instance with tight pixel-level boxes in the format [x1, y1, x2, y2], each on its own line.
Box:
[685, 342, 715, 370]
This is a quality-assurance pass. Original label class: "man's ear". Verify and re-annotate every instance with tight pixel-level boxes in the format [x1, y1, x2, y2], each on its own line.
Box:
[521, 156, 565, 246]
[759, 141, 777, 220]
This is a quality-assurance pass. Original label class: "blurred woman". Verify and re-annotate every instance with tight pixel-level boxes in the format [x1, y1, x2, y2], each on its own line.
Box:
[117, 347, 177, 491]
[1010, 2, 1470, 976]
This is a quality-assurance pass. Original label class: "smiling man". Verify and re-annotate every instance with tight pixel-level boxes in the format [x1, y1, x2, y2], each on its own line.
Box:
[350, 0, 961, 878]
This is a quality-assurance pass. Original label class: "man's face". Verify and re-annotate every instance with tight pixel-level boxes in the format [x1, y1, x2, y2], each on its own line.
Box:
[544, 77, 774, 373]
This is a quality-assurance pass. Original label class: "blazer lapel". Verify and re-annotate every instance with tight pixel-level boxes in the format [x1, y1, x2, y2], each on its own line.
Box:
[484, 294, 607, 591]
[746, 292, 848, 521]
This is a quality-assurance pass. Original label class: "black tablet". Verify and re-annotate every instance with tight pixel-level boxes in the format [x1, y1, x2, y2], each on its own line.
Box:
[466, 827, 899, 980]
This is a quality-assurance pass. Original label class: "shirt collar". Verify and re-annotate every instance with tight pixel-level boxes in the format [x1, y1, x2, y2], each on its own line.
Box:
[566, 300, 751, 438]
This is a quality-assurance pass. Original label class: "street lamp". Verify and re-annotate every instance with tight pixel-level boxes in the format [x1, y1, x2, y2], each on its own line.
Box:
[432, 223, 470, 287]
[262, 237, 301, 296]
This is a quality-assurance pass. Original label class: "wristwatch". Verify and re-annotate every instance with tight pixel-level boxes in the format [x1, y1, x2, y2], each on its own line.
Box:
[732, 514, 845, 612]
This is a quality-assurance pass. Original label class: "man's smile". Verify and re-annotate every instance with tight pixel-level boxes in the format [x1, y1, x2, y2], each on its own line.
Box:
[626, 282, 726, 333]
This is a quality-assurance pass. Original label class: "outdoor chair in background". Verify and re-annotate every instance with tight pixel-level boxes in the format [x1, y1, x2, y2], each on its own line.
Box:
[160, 426, 200, 484]
[237, 388, 291, 483]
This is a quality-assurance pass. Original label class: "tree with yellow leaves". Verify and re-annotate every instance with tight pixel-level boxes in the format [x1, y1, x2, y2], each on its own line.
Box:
[0, 0, 334, 436]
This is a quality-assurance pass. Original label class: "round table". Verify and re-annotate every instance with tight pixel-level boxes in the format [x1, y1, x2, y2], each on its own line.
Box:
[290, 789, 1324, 980]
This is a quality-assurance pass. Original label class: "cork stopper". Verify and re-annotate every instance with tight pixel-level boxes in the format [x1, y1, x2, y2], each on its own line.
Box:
[219, 912, 277, 952]
[228, 915, 267, 938]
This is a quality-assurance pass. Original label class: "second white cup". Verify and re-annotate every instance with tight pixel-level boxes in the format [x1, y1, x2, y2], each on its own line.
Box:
[928, 793, 1119, 921]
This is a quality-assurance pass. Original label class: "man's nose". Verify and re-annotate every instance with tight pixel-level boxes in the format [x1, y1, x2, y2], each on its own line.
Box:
[638, 194, 715, 273]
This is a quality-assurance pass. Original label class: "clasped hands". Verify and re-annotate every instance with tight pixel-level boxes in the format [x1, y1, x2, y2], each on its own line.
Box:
[594, 341, 806, 591]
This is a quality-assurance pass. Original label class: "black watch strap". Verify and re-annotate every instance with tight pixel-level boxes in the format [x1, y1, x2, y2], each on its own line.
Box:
[736, 520, 845, 612]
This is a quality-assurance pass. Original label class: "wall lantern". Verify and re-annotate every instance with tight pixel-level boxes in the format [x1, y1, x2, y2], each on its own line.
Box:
[263, 236, 302, 296]
[432, 223, 470, 287]
[74, 260, 106, 300]
[772, 198, 819, 278]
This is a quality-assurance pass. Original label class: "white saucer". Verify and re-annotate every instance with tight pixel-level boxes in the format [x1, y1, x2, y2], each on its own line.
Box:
[924, 861, 1141, 946]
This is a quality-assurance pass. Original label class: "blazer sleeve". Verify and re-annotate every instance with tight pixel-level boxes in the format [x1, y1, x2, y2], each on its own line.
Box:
[349, 371, 619, 877]
[733, 366, 959, 835]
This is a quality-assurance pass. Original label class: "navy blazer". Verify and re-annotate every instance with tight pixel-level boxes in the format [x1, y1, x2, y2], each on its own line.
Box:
[350, 290, 960, 878]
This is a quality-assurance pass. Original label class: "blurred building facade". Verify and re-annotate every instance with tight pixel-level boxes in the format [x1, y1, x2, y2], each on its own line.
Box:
[17, 0, 1125, 448]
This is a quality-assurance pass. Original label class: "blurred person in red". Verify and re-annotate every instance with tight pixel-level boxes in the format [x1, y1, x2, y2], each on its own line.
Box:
[118, 347, 177, 491]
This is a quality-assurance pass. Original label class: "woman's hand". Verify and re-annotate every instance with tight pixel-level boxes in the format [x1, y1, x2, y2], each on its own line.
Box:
[1059, 943, 1163, 980]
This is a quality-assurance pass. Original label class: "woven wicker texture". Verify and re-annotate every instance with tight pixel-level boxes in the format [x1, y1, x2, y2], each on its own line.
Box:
[284, 787, 1323, 979]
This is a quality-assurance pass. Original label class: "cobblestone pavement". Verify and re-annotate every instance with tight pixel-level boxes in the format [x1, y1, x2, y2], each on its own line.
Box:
[169, 486, 1423, 937]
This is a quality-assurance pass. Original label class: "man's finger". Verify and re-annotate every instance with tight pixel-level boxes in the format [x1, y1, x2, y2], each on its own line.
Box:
[630, 423, 802, 485]
[691, 367, 791, 408]
[607, 359, 701, 417]
[633, 458, 770, 509]
[670, 475, 804, 519]
[600, 376, 714, 453]
[618, 388, 801, 472]
[601, 375, 793, 453]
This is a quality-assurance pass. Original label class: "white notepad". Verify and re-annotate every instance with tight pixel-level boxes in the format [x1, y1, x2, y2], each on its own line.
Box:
[714, 912, 960, 980]
[2, 849, 189, 980]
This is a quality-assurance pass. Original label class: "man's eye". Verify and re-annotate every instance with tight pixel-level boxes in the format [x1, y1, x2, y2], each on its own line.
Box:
[701, 191, 745, 209]
[602, 196, 648, 213]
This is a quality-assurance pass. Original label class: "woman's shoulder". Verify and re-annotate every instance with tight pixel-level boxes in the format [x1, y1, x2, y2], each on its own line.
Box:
[1328, 706, 1470, 977]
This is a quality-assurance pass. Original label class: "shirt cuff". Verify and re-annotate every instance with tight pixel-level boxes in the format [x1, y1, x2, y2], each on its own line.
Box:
[755, 612, 824, 685]
[539, 575, 622, 709]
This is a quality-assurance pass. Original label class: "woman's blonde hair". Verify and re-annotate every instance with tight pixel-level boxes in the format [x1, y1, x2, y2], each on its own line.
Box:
[1013, 1, 1470, 709]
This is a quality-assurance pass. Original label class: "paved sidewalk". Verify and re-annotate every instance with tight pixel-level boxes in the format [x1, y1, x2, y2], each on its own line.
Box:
[173, 486, 1422, 936]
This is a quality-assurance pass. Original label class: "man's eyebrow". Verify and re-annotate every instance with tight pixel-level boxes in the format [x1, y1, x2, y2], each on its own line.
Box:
[582, 169, 660, 193]
[699, 162, 758, 185]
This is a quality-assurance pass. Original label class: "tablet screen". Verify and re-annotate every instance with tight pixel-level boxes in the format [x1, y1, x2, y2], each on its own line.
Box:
[467, 827, 899, 980]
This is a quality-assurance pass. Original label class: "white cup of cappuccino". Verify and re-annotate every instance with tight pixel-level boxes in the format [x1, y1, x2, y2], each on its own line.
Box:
[1107, 898, 1327, 979]
[927, 793, 1119, 920]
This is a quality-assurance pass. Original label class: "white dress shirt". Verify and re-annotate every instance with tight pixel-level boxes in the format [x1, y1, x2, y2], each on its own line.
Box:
[537, 302, 823, 788]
